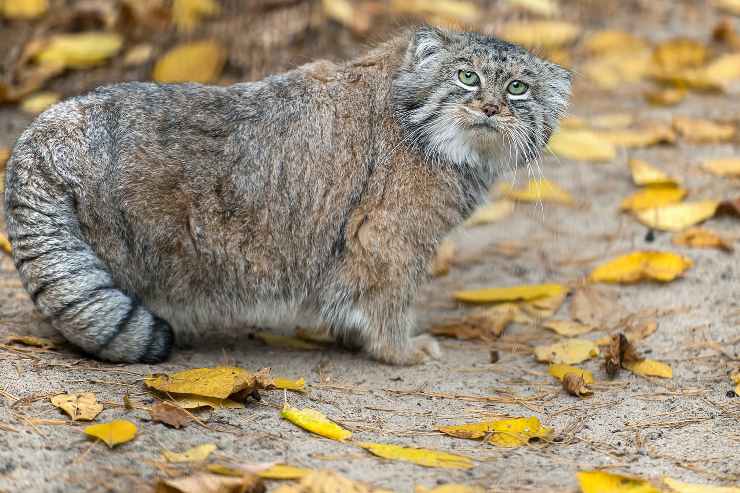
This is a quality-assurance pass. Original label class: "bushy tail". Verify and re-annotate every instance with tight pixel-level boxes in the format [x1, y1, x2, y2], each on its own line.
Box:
[4, 148, 173, 363]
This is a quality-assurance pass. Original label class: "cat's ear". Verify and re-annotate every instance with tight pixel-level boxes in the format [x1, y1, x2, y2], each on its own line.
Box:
[409, 26, 449, 66]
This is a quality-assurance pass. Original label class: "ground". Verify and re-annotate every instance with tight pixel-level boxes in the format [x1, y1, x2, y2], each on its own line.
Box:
[0, 1, 738, 492]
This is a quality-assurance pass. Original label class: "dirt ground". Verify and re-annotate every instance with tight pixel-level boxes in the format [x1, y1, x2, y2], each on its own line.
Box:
[0, 1, 739, 492]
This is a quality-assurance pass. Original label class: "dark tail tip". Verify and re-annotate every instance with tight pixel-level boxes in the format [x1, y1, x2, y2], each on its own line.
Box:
[139, 316, 174, 364]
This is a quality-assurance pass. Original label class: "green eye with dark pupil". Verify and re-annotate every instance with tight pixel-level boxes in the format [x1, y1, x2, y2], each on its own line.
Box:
[458, 70, 480, 86]
[507, 80, 528, 95]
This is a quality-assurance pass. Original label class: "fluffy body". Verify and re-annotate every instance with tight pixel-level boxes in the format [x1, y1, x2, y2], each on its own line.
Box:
[4, 27, 570, 364]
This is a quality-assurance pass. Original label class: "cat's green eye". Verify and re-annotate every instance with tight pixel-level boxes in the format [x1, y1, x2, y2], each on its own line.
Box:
[458, 70, 480, 87]
[507, 80, 529, 96]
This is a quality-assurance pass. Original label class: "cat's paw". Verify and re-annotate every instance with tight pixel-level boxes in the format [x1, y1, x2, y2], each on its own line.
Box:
[370, 334, 442, 366]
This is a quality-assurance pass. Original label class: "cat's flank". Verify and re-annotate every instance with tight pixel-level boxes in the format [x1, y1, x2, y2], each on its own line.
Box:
[5, 27, 570, 364]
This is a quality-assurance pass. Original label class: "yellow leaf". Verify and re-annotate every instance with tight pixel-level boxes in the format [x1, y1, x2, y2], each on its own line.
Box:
[598, 124, 676, 148]
[672, 228, 734, 252]
[628, 159, 680, 187]
[281, 405, 351, 441]
[652, 38, 708, 73]
[547, 128, 616, 162]
[162, 443, 217, 463]
[416, 485, 484, 493]
[701, 53, 740, 88]
[19, 92, 60, 114]
[520, 290, 567, 320]
[582, 30, 649, 55]
[271, 470, 391, 493]
[169, 395, 244, 409]
[431, 238, 456, 277]
[499, 21, 580, 49]
[624, 359, 673, 379]
[322, 0, 372, 34]
[590, 251, 693, 283]
[438, 416, 552, 448]
[144, 367, 273, 399]
[464, 200, 515, 227]
[715, 0, 740, 15]
[577, 471, 661, 493]
[645, 87, 687, 106]
[673, 116, 735, 143]
[389, 0, 480, 24]
[500, 179, 575, 204]
[620, 186, 687, 211]
[35, 32, 123, 69]
[6, 334, 55, 348]
[453, 283, 565, 304]
[273, 377, 306, 392]
[542, 320, 594, 337]
[582, 52, 651, 90]
[1, 0, 48, 19]
[663, 477, 740, 493]
[548, 364, 594, 384]
[153, 40, 225, 83]
[123, 44, 154, 66]
[172, 0, 220, 32]
[0, 147, 9, 169]
[0, 234, 11, 254]
[634, 201, 720, 232]
[255, 332, 324, 350]
[258, 464, 312, 480]
[359, 442, 473, 469]
[157, 472, 262, 493]
[84, 419, 137, 448]
[431, 303, 518, 341]
[504, 0, 559, 16]
[534, 339, 599, 364]
[591, 113, 635, 130]
[731, 370, 740, 395]
[702, 157, 740, 177]
[50, 393, 103, 421]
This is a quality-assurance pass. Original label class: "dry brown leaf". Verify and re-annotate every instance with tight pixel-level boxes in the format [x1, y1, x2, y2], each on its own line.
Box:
[431, 239, 456, 277]
[156, 472, 264, 493]
[645, 87, 687, 106]
[702, 157, 740, 177]
[673, 227, 734, 252]
[717, 197, 740, 217]
[255, 332, 324, 350]
[150, 401, 193, 428]
[499, 21, 581, 49]
[673, 116, 735, 143]
[604, 333, 640, 378]
[542, 319, 594, 336]
[624, 318, 658, 343]
[562, 373, 592, 397]
[570, 286, 626, 327]
[534, 339, 599, 365]
[50, 393, 103, 421]
[172, 0, 220, 32]
[1, 0, 48, 19]
[153, 40, 225, 83]
[431, 304, 518, 341]
[272, 470, 390, 493]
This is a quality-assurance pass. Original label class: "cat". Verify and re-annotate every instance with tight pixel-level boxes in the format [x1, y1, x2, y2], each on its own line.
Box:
[4, 26, 570, 364]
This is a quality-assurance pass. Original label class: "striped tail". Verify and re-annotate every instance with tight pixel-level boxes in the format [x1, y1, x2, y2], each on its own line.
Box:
[4, 151, 173, 363]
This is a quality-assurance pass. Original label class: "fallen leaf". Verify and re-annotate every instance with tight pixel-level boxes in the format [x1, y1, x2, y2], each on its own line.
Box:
[624, 359, 673, 379]
[438, 416, 552, 448]
[84, 419, 137, 448]
[549, 364, 594, 384]
[163, 444, 217, 463]
[122, 44, 154, 66]
[620, 185, 687, 211]
[156, 472, 264, 493]
[389, 0, 480, 24]
[271, 470, 390, 493]
[322, 0, 373, 33]
[663, 477, 740, 493]
[623, 318, 658, 342]
[589, 251, 693, 283]
[34, 32, 123, 69]
[702, 157, 740, 177]
[534, 339, 599, 364]
[359, 442, 473, 469]
[0, 147, 9, 170]
[0, 235, 11, 255]
[153, 40, 225, 83]
[599, 124, 677, 148]
[652, 38, 709, 73]
[715, 0, 740, 16]
[6, 334, 55, 348]
[431, 239, 456, 277]
[542, 320, 594, 337]
[500, 179, 575, 204]
[281, 405, 351, 441]
[20, 91, 60, 114]
[255, 332, 324, 350]
[577, 471, 661, 493]
[431, 304, 518, 341]
[416, 485, 484, 493]
[169, 395, 244, 410]
[50, 393, 103, 421]
[591, 113, 635, 130]
[1, 0, 48, 19]
[273, 377, 306, 392]
[258, 465, 312, 480]
[499, 21, 581, 49]
[633, 201, 720, 232]
[628, 159, 680, 187]
[453, 283, 565, 304]
[149, 401, 193, 428]
[582, 52, 651, 90]
[562, 373, 592, 397]
[520, 290, 568, 320]
[645, 87, 687, 106]
[505, 0, 559, 16]
[731, 369, 740, 395]
[673, 116, 735, 143]
[604, 333, 640, 378]
[570, 286, 626, 327]
[464, 200, 515, 226]
[172, 0, 220, 32]
[144, 367, 273, 400]
[717, 197, 740, 217]
[547, 128, 616, 162]
[582, 30, 649, 55]
[673, 227, 734, 252]
[656, 53, 740, 91]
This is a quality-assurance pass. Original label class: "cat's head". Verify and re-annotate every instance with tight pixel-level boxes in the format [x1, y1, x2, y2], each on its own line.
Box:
[393, 26, 571, 173]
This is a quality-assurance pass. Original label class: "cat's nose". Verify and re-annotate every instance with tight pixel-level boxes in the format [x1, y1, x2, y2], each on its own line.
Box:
[481, 103, 500, 117]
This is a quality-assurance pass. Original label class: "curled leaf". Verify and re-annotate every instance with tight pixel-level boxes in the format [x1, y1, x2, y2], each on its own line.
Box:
[562, 373, 592, 397]
[624, 359, 673, 379]
[273, 378, 306, 392]
[542, 320, 594, 337]
[281, 405, 351, 441]
[359, 442, 473, 469]
[548, 364, 594, 384]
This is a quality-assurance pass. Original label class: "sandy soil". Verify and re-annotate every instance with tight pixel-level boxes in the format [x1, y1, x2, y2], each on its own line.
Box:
[0, 1, 739, 492]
